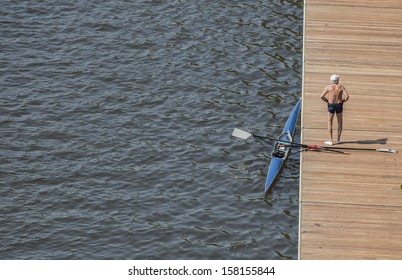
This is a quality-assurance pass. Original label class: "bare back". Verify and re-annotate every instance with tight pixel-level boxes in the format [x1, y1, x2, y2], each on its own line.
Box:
[321, 84, 349, 104]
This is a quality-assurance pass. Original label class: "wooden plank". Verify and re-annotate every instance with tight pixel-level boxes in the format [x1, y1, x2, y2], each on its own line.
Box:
[306, 0, 402, 9]
[300, 202, 402, 259]
[300, 0, 402, 259]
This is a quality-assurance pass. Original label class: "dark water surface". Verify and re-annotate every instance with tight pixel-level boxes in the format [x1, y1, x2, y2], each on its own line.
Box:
[1, 0, 303, 259]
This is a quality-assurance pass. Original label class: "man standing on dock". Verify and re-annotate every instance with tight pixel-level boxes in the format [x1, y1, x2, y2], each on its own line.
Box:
[320, 74, 350, 145]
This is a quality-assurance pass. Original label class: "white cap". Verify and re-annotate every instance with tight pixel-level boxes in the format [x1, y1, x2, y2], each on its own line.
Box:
[330, 74, 339, 83]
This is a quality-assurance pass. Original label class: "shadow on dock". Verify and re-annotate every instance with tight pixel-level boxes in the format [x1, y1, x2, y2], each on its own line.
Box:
[340, 138, 388, 145]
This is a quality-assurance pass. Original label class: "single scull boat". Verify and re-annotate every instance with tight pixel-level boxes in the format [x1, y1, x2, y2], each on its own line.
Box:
[264, 99, 301, 195]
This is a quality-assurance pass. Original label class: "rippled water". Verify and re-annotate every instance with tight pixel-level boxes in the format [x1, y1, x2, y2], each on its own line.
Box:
[1, 0, 303, 259]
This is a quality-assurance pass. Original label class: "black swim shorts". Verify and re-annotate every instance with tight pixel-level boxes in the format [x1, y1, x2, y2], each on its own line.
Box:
[328, 103, 343, 114]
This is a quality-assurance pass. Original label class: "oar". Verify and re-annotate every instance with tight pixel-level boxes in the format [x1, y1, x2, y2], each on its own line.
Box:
[319, 146, 397, 153]
[232, 128, 398, 153]
[280, 140, 397, 153]
[232, 128, 271, 141]
[278, 142, 351, 155]
[232, 128, 254, 140]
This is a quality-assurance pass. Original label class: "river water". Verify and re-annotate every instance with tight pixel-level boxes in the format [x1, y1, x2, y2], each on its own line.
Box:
[1, 0, 303, 259]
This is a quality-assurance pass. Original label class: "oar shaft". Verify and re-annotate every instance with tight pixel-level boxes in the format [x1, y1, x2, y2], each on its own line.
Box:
[279, 141, 397, 153]
[232, 129, 397, 153]
[321, 146, 393, 152]
[253, 135, 273, 141]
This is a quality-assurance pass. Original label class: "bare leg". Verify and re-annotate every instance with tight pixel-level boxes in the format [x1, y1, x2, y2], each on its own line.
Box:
[327, 112, 335, 143]
[336, 112, 343, 142]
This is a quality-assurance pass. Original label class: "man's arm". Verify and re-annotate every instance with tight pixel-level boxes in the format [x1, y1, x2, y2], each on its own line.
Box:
[320, 86, 329, 103]
[342, 86, 349, 102]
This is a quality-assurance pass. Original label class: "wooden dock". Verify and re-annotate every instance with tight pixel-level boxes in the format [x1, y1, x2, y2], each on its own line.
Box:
[299, 0, 402, 259]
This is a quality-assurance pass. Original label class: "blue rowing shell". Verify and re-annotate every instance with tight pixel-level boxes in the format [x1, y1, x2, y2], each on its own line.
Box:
[264, 99, 301, 194]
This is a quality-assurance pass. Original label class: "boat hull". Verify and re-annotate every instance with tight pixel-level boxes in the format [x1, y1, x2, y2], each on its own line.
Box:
[264, 100, 301, 194]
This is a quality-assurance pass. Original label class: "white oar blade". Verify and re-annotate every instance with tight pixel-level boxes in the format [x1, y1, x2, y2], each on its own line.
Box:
[376, 148, 398, 153]
[232, 128, 252, 140]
